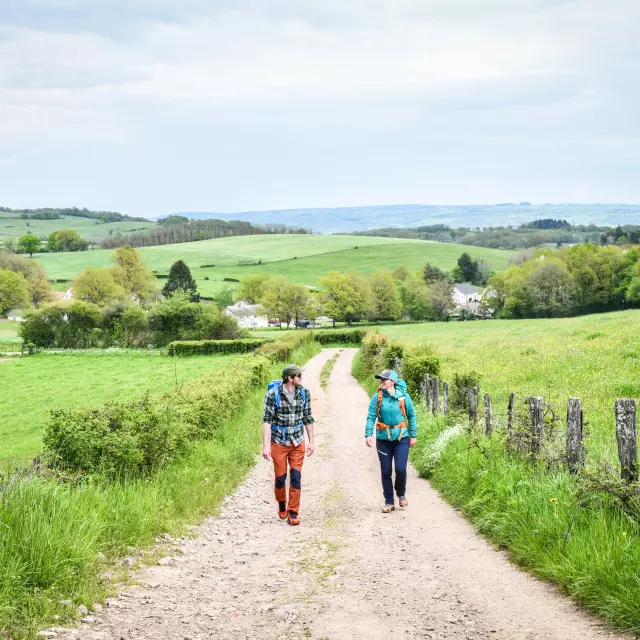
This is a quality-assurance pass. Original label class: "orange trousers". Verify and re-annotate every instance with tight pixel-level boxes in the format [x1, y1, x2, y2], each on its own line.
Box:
[271, 441, 306, 514]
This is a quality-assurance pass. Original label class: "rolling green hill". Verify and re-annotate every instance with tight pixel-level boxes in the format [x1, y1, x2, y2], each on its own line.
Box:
[0, 211, 155, 243]
[33, 234, 513, 294]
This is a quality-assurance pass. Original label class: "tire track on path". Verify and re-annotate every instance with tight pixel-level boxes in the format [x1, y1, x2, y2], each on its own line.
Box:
[53, 348, 631, 640]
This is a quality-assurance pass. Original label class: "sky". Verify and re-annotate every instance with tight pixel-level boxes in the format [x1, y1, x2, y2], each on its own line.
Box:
[0, 0, 639, 218]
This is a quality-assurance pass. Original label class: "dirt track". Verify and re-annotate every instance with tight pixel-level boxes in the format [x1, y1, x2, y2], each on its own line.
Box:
[53, 348, 630, 640]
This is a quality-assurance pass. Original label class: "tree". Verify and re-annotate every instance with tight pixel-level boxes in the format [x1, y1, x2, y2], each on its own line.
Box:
[451, 252, 479, 284]
[368, 271, 402, 321]
[259, 277, 292, 327]
[214, 286, 235, 309]
[237, 274, 271, 303]
[392, 266, 409, 281]
[162, 260, 199, 301]
[18, 233, 42, 257]
[3, 236, 16, 253]
[110, 245, 156, 299]
[27, 264, 54, 308]
[47, 229, 88, 252]
[518, 260, 576, 318]
[319, 271, 370, 326]
[283, 283, 315, 327]
[0, 269, 29, 316]
[400, 276, 434, 320]
[423, 263, 449, 284]
[158, 214, 189, 226]
[427, 279, 455, 320]
[73, 267, 123, 306]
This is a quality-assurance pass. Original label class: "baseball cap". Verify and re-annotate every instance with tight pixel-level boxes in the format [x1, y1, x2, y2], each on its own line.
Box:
[375, 369, 399, 382]
[282, 364, 303, 378]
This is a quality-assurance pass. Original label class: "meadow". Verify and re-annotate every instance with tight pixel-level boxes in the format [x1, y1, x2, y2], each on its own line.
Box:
[33, 234, 513, 294]
[0, 318, 20, 344]
[0, 353, 232, 464]
[0, 212, 156, 242]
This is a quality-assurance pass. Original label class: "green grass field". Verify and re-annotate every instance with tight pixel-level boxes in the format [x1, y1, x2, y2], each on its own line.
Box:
[33, 234, 513, 294]
[0, 319, 20, 344]
[0, 353, 232, 464]
[0, 212, 155, 243]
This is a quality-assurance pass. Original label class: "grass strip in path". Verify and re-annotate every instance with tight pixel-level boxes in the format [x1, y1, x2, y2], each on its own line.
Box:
[320, 352, 340, 392]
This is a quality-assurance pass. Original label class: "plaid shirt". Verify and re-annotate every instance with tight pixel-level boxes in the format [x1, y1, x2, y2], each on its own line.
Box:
[263, 385, 314, 446]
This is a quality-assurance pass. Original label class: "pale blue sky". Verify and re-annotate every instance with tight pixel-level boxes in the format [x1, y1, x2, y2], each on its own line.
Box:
[0, 0, 638, 218]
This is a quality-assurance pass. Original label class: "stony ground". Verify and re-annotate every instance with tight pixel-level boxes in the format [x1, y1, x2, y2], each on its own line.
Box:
[50, 348, 631, 640]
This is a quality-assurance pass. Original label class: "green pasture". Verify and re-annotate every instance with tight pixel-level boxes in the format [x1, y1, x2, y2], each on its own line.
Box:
[33, 234, 513, 293]
[0, 318, 20, 344]
[0, 353, 232, 464]
[0, 212, 155, 242]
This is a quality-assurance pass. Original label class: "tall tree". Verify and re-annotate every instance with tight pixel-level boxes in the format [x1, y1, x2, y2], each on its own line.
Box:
[27, 265, 54, 308]
[3, 236, 16, 253]
[259, 277, 291, 327]
[423, 262, 450, 284]
[162, 260, 199, 301]
[18, 233, 41, 257]
[0, 269, 30, 316]
[427, 279, 455, 320]
[319, 271, 370, 326]
[237, 274, 271, 303]
[74, 267, 123, 306]
[47, 229, 88, 252]
[110, 245, 156, 299]
[452, 252, 479, 284]
[368, 271, 402, 321]
[400, 276, 434, 320]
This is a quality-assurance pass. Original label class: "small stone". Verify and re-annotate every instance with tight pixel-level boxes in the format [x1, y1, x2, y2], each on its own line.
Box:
[158, 557, 172, 566]
[92, 603, 103, 613]
[81, 615, 97, 624]
[38, 632, 57, 638]
[274, 609, 288, 621]
[121, 556, 135, 567]
[77, 605, 89, 616]
[97, 552, 106, 562]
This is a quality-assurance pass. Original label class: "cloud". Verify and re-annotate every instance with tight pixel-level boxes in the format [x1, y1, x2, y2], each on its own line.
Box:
[2, 67, 150, 90]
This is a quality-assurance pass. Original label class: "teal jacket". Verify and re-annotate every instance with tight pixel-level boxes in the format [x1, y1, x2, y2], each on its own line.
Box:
[365, 380, 417, 440]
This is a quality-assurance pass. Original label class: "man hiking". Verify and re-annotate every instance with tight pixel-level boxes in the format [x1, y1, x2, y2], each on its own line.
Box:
[262, 364, 315, 526]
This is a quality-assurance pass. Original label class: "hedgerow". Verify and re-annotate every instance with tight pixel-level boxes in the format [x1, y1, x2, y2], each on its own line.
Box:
[166, 338, 272, 356]
[312, 329, 365, 344]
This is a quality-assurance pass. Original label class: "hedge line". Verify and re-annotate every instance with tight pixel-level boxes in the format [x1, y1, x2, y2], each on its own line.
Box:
[43, 355, 270, 478]
[312, 329, 365, 345]
[166, 338, 273, 356]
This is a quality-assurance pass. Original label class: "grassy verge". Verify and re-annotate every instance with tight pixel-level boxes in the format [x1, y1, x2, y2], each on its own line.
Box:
[320, 353, 340, 392]
[352, 347, 640, 633]
[1, 342, 320, 638]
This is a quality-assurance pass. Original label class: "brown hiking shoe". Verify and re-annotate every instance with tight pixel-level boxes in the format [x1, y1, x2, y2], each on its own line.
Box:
[287, 511, 300, 526]
[381, 504, 395, 513]
[399, 497, 408, 509]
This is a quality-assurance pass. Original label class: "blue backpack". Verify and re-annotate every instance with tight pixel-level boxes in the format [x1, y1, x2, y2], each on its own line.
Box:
[267, 379, 307, 415]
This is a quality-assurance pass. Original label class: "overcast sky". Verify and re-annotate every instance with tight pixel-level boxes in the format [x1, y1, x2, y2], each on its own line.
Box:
[0, 0, 638, 217]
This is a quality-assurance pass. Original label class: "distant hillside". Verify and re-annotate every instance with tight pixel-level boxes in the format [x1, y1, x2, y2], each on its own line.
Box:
[170, 204, 640, 233]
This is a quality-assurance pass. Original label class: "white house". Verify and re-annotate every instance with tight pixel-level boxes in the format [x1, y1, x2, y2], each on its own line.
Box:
[52, 287, 74, 301]
[452, 283, 490, 318]
[224, 300, 269, 329]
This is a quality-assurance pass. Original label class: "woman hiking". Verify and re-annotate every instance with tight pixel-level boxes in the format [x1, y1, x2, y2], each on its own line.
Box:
[365, 369, 417, 513]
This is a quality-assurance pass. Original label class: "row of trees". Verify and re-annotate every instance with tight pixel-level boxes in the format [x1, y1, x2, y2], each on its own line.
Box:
[0, 252, 53, 315]
[100, 218, 312, 250]
[487, 244, 640, 318]
[2, 229, 89, 256]
[0, 206, 148, 223]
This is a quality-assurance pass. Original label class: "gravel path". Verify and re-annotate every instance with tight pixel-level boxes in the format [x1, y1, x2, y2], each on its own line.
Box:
[52, 348, 631, 640]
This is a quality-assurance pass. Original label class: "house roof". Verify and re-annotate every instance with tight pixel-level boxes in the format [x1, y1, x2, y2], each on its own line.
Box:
[225, 301, 262, 318]
[52, 291, 66, 299]
[454, 283, 481, 295]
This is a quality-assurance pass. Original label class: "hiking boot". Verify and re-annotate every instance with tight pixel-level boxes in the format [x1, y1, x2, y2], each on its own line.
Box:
[287, 510, 300, 526]
[278, 510, 288, 520]
[278, 502, 287, 520]
[381, 504, 395, 513]
[399, 497, 408, 509]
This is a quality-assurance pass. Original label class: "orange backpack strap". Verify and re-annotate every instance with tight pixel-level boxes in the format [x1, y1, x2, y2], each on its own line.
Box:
[397, 397, 407, 440]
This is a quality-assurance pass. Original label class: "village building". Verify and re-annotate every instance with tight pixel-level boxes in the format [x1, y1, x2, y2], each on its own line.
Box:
[224, 300, 269, 329]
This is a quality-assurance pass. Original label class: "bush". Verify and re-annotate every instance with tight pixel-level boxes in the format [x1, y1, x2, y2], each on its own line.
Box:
[166, 338, 272, 356]
[313, 329, 365, 345]
[384, 340, 405, 369]
[402, 344, 441, 395]
[450, 371, 482, 412]
[361, 330, 389, 372]
[256, 343, 293, 362]
[42, 355, 270, 478]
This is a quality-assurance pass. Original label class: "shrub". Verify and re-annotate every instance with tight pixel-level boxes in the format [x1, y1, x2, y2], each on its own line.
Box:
[166, 339, 272, 356]
[450, 371, 482, 412]
[256, 343, 293, 362]
[384, 340, 405, 369]
[42, 355, 270, 478]
[361, 330, 389, 372]
[313, 329, 365, 345]
[402, 344, 441, 395]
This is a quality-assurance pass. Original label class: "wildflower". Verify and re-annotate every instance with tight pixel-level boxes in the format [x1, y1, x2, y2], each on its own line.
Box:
[549, 497, 557, 503]
[622, 531, 628, 536]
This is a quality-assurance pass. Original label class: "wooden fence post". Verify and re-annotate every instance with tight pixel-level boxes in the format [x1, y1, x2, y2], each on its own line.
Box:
[442, 382, 449, 416]
[468, 387, 478, 427]
[484, 393, 492, 436]
[432, 376, 440, 416]
[566, 397, 584, 474]
[507, 393, 515, 439]
[615, 399, 638, 483]
[424, 374, 431, 412]
[529, 397, 544, 456]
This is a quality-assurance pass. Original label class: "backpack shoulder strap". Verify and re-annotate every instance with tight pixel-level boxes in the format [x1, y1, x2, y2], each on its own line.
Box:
[376, 390, 383, 418]
[398, 396, 407, 420]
